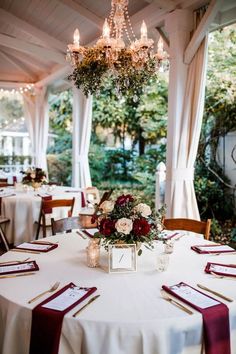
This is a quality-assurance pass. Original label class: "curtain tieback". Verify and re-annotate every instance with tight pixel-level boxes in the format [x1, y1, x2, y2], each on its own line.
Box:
[166, 168, 194, 181]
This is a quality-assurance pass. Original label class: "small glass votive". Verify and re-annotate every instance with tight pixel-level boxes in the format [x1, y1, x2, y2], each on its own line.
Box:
[156, 253, 169, 272]
[87, 241, 100, 268]
[164, 240, 174, 254]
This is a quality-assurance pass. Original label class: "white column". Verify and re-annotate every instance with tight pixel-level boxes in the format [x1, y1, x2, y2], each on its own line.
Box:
[72, 88, 93, 188]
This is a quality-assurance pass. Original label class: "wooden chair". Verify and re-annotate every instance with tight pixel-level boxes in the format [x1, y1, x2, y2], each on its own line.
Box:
[0, 217, 10, 253]
[51, 216, 82, 235]
[162, 218, 211, 240]
[0, 178, 8, 184]
[36, 198, 75, 239]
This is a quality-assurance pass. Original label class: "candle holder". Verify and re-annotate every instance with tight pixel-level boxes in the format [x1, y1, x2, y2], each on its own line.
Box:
[87, 239, 100, 268]
[164, 240, 174, 254]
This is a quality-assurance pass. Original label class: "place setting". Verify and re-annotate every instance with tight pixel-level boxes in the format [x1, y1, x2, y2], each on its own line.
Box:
[0, 259, 39, 279]
[11, 240, 59, 254]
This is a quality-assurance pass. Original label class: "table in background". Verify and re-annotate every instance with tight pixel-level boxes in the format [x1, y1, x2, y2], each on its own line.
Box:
[1, 186, 82, 245]
[0, 233, 236, 354]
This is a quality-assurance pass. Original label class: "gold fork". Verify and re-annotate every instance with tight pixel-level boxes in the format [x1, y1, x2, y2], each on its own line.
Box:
[160, 290, 193, 315]
[28, 281, 60, 303]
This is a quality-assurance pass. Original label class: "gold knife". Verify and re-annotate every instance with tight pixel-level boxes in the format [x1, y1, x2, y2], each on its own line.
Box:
[73, 294, 100, 317]
[11, 249, 41, 254]
[197, 283, 233, 302]
[0, 272, 36, 279]
[161, 291, 193, 315]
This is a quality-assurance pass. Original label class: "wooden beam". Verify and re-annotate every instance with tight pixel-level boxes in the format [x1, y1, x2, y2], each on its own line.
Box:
[0, 8, 66, 53]
[0, 50, 37, 81]
[0, 81, 32, 89]
[211, 6, 236, 29]
[57, 0, 104, 28]
[184, 0, 222, 64]
[155, 27, 170, 51]
[145, 0, 176, 9]
[35, 65, 71, 88]
[0, 34, 66, 64]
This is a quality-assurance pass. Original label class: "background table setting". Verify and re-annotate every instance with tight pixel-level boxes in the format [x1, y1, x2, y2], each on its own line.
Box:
[1, 231, 236, 354]
[0, 185, 83, 245]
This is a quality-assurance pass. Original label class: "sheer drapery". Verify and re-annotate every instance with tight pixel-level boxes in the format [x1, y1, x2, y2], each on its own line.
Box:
[165, 9, 208, 219]
[23, 86, 49, 171]
[72, 88, 93, 188]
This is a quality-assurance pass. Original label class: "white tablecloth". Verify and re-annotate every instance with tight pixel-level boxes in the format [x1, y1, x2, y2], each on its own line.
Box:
[1, 186, 82, 245]
[0, 233, 236, 354]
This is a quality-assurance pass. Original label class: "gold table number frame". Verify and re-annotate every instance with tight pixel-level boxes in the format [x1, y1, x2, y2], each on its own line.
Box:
[108, 244, 137, 273]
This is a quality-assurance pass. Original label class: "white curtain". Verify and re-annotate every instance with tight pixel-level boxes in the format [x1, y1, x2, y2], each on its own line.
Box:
[72, 88, 93, 188]
[23, 86, 49, 171]
[165, 10, 208, 219]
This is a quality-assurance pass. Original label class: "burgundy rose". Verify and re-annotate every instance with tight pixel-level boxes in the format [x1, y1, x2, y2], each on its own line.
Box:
[115, 194, 134, 206]
[99, 218, 115, 237]
[133, 218, 151, 236]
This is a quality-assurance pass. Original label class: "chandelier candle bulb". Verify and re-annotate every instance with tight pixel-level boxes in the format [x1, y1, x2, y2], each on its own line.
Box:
[103, 19, 110, 39]
[73, 29, 80, 45]
[141, 21, 147, 40]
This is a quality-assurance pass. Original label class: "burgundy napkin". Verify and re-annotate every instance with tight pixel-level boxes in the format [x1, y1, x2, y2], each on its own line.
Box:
[162, 282, 230, 354]
[30, 283, 97, 354]
[41, 195, 52, 214]
[191, 244, 235, 254]
[205, 262, 236, 278]
[0, 261, 39, 276]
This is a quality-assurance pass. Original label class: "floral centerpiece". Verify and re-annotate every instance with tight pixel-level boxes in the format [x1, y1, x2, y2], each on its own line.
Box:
[21, 167, 48, 189]
[93, 194, 165, 255]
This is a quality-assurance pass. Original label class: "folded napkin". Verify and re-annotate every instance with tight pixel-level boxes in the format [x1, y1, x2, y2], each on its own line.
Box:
[205, 262, 236, 277]
[0, 261, 39, 276]
[191, 244, 235, 254]
[162, 282, 230, 354]
[82, 228, 99, 238]
[16, 241, 58, 253]
[159, 231, 180, 240]
[30, 283, 97, 354]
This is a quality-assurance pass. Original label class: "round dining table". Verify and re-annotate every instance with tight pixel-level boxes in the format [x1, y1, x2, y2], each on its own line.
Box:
[0, 232, 236, 354]
[0, 186, 83, 245]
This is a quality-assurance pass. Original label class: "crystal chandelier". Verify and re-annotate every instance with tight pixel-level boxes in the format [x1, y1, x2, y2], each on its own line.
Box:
[66, 0, 167, 98]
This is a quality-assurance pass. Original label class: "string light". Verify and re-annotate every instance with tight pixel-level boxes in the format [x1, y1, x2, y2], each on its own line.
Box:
[0, 84, 35, 96]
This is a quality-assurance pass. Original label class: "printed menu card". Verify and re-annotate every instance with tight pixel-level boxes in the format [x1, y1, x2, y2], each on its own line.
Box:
[191, 244, 235, 254]
[0, 261, 39, 276]
[16, 241, 58, 252]
[205, 262, 236, 277]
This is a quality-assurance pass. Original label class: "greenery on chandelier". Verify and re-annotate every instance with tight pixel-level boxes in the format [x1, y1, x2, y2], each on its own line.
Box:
[68, 48, 157, 97]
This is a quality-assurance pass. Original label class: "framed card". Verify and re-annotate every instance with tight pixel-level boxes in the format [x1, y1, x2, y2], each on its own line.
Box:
[108, 244, 137, 273]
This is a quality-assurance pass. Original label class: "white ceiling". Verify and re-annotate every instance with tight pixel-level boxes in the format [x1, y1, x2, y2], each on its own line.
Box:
[0, 0, 235, 89]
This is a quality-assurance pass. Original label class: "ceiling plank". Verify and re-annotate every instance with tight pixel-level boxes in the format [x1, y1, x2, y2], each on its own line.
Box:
[0, 34, 66, 64]
[0, 8, 66, 53]
[145, 0, 176, 9]
[56, 0, 104, 29]
[184, 0, 222, 64]
[5, 50, 50, 72]
[0, 50, 37, 80]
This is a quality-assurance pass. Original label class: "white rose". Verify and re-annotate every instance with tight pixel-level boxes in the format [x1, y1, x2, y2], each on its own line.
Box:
[115, 218, 133, 235]
[134, 203, 152, 218]
[30, 173, 36, 179]
[100, 200, 114, 213]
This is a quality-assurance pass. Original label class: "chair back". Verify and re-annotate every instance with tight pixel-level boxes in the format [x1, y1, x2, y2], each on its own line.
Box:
[163, 218, 211, 240]
[0, 217, 10, 253]
[51, 216, 81, 235]
[36, 198, 75, 238]
[0, 178, 8, 184]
